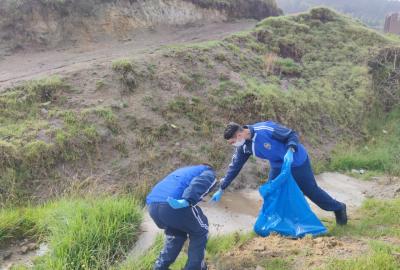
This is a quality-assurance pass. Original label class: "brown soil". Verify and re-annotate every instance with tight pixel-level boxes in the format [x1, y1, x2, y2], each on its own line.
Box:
[209, 234, 368, 270]
[0, 20, 256, 90]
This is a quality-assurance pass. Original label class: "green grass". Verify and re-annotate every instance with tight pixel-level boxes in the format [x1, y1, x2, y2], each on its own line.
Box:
[111, 59, 135, 75]
[206, 232, 254, 258]
[0, 78, 122, 205]
[324, 242, 400, 270]
[261, 258, 292, 270]
[329, 198, 400, 239]
[117, 233, 189, 270]
[329, 107, 400, 176]
[117, 234, 163, 270]
[119, 232, 255, 270]
[154, 8, 392, 158]
[0, 196, 142, 269]
[111, 59, 137, 91]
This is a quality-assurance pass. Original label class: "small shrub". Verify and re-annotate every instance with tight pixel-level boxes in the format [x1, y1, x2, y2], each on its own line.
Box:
[112, 59, 137, 91]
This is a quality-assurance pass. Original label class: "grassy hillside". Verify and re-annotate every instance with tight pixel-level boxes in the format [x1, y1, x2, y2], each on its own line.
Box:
[1, 7, 399, 270]
[276, 0, 400, 29]
[1, 8, 398, 206]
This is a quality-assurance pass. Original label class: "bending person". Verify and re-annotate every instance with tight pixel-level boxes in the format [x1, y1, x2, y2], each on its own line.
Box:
[146, 164, 217, 270]
[211, 121, 347, 226]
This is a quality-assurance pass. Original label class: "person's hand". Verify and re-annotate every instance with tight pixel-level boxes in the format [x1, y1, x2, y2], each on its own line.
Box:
[167, 197, 189, 209]
[284, 148, 294, 165]
[209, 188, 223, 203]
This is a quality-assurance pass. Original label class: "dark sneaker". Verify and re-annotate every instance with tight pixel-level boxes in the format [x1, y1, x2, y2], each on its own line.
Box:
[334, 203, 348, 225]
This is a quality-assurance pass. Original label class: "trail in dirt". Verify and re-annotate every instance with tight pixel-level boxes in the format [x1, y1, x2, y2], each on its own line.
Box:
[0, 20, 256, 90]
[128, 172, 400, 259]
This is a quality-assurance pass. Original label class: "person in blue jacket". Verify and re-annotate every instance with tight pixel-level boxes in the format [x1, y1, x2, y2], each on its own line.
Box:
[146, 164, 217, 270]
[210, 121, 348, 225]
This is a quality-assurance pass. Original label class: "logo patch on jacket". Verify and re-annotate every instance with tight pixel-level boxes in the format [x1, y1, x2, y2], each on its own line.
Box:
[264, 143, 271, 150]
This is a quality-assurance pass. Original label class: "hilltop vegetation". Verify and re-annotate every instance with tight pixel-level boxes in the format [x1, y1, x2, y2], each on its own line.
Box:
[276, 0, 400, 29]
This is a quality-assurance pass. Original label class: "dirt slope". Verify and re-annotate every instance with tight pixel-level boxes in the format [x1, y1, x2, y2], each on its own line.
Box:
[0, 20, 257, 90]
[0, 0, 281, 57]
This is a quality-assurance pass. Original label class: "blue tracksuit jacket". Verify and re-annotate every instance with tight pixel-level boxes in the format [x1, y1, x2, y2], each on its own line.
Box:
[146, 165, 216, 206]
[220, 121, 308, 190]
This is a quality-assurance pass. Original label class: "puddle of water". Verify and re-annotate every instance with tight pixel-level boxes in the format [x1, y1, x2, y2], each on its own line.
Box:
[35, 243, 49, 257]
[129, 189, 263, 259]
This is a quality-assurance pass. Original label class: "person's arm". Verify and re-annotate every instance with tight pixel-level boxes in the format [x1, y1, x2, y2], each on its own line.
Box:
[181, 170, 217, 206]
[270, 122, 299, 151]
[220, 147, 251, 190]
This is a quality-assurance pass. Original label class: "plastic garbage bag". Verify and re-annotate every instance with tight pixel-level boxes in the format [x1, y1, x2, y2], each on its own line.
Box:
[254, 153, 327, 238]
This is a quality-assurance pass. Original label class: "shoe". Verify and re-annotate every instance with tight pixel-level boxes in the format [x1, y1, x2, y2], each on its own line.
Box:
[334, 203, 348, 225]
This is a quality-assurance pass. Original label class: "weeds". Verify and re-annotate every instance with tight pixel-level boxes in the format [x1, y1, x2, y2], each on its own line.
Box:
[0, 196, 142, 269]
[329, 107, 400, 176]
[112, 59, 137, 92]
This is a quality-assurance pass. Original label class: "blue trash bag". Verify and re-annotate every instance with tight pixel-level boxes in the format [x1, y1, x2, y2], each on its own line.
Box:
[254, 154, 327, 238]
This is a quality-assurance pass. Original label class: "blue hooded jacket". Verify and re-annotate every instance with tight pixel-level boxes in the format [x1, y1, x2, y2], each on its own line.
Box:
[146, 165, 216, 206]
[220, 121, 308, 190]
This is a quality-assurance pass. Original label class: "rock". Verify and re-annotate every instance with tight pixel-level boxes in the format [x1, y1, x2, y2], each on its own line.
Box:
[111, 101, 124, 109]
[351, 169, 365, 174]
[255, 266, 264, 270]
[27, 242, 37, 251]
[20, 242, 37, 254]
[19, 239, 29, 246]
[327, 240, 338, 248]
[20, 245, 29, 254]
[97, 127, 112, 140]
[313, 237, 324, 243]
[41, 101, 51, 107]
[40, 108, 49, 115]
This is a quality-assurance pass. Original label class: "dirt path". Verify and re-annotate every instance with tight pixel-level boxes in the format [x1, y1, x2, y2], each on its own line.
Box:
[128, 172, 399, 259]
[0, 20, 256, 90]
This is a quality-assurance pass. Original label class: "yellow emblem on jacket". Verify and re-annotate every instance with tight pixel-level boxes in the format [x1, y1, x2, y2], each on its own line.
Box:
[264, 143, 271, 150]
